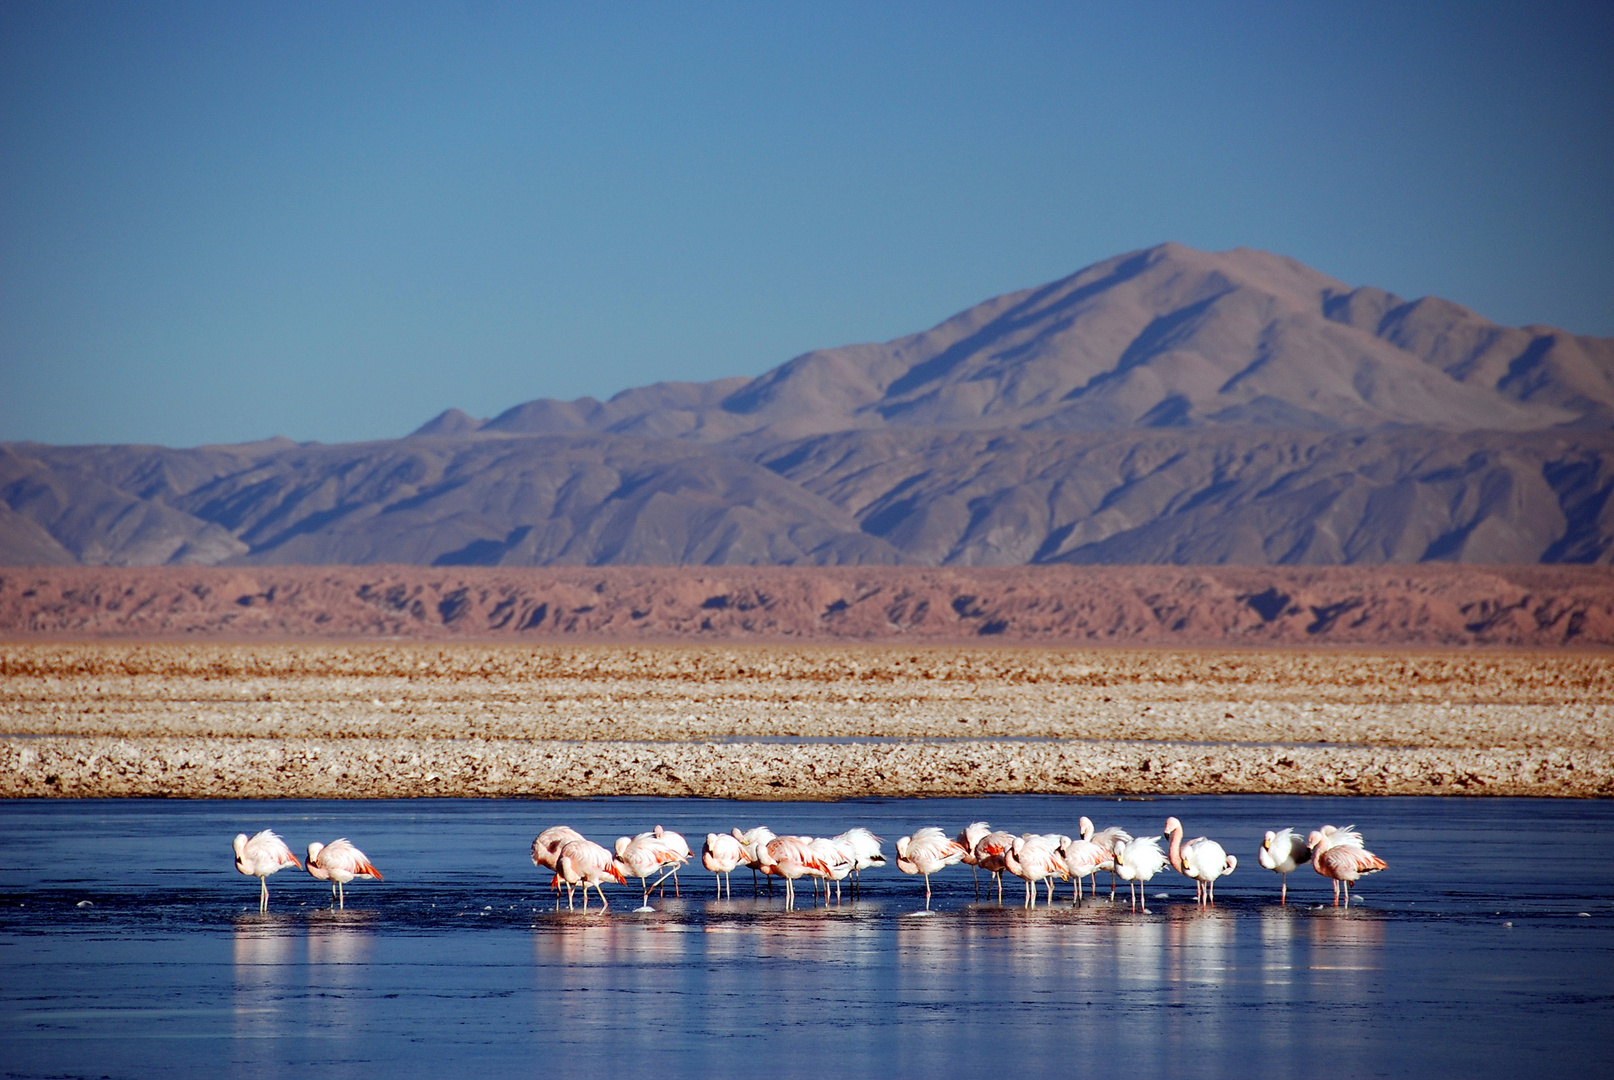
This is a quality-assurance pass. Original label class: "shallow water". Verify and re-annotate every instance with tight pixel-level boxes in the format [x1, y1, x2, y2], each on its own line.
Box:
[1, 795, 1610, 1079]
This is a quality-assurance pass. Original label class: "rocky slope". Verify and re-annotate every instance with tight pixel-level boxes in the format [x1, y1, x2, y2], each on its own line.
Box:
[4, 243, 1611, 568]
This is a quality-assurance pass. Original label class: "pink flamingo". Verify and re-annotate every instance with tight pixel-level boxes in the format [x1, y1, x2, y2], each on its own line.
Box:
[1164, 816, 1236, 905]
[1079, 816, 1133, 899]
[757, 836, 830, 910]
[701, 832, 746, 898]
[1307, 826, 1387, 907]
[808, 837, 857, 904]
[555, 839, 628, 911]
[531, 825, 585, 909]
[305, 839, 383, 909]
[732, 826, 777, 895]
[233, 830, 301, 913]
[956, 822, 993, 895]
[895, 828, 967, 909]
[972, 830, 1018, 903]
[1003, 835, 1067, 908]
[615, 833, 682, 909]
[1058, 834, 1108, 901]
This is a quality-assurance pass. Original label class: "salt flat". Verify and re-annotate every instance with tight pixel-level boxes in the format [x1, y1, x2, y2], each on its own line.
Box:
[2, 643, 1608, 798]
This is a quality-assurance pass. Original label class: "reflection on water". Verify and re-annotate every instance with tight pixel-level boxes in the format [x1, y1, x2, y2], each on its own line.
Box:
[232, 914, 298, 1042]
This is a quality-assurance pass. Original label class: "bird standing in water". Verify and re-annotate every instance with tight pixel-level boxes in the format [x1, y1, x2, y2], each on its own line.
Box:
[1308, 825, 1387, 907]
[1113, 836, 1167, 911]
[234, 830, 301, 913]
[1258, 828, 1312, 904]
[895, 828, 967, 909]
[306, 839, 383, 910]
[1164, 816, 1236, 905]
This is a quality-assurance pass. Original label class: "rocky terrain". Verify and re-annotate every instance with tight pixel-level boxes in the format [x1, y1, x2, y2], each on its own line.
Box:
[3, 642, 1608, 799]
[3, 563, 1613, 647]
[4, 243, 1611, 569]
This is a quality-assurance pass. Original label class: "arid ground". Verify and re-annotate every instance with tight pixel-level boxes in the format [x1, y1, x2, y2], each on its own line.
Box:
[2, 642, 1608, 799]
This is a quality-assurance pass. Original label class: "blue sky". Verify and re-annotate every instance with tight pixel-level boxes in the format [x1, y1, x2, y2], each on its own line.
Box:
[2, 2, 1610, 448]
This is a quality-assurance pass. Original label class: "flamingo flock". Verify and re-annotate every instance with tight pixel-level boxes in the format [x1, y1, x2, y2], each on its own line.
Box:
[229, 816, 1388, 913]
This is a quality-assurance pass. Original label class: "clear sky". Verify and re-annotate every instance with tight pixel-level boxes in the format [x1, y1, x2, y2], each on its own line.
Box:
[2, 2, 1610, 448]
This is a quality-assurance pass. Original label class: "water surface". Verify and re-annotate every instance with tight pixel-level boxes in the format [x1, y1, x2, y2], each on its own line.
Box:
[2, 795, 1610, 1078]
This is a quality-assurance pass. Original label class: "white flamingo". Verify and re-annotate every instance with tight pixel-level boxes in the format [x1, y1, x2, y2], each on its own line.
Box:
[1113, 835, 1167, 911]
[834, 827, 886, 893]
[1164, 816, 1236, 905]
[701, 832, 746, 898]
[305, 839, 382, 909]
[233, 830, 301, 913]
[895, 828, 967, 909]
[646, 825, 692, 897]
[1258, 828, 1313, 904]
[1307, 825, 1388, 907]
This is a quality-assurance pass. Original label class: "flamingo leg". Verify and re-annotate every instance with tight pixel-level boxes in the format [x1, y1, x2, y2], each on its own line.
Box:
[1281, 875, 1288, 905]
[259, 876, 268, 913]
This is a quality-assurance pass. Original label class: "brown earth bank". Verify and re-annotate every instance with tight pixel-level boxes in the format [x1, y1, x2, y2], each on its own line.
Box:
[2, 641, 1608, 798]
[4, 564, 1614, 647]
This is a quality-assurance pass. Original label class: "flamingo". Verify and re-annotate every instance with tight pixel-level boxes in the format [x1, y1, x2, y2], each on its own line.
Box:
[531, 825, 585, 909]
[615, 833, 682, 909]
[1003, 835, 1067, 908]
[833, 827, 886, 893]
[895, 827, 967, 909]
[305, 839, 382, 910]
[1079, 816, 1133, 899]
[1113, 835, 1167, 911]
[233, 830, 301, 913]
[808, 837, 857, 903]
[1058, 834, 1108, 902]
[956, 821, 992, 895]
[757, 836, 829, 910]
[1307, 825, 1387, 907]
[1258, 828, 1313, 904]
[701, 832, 746, 898]
[732, 826, 777, 895]
[1164, 816, 1236, 905]
[972, 830, 1018, 903]
[555, 839, 627, 911]
[646, 825, 693, 897]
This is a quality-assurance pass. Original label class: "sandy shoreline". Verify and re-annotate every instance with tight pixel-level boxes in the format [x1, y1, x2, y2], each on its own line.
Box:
[3, 642, 1609, 799]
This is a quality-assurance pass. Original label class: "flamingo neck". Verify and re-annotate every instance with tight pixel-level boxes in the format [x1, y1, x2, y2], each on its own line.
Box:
[1166, 827, 1184, 872]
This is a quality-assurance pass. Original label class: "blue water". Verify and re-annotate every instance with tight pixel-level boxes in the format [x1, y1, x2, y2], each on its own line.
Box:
[1, 795, 1610, 1079]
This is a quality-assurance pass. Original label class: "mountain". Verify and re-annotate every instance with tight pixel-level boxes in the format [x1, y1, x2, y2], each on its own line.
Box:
[452, 243, 1614, 440]
[4, 244, 1612, 568]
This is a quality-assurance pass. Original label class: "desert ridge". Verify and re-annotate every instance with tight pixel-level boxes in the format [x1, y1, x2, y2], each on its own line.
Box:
[3, 563, 1612, 647]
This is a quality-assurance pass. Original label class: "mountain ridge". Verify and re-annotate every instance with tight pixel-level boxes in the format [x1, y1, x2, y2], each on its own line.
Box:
[5, 243, 1612, 569]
